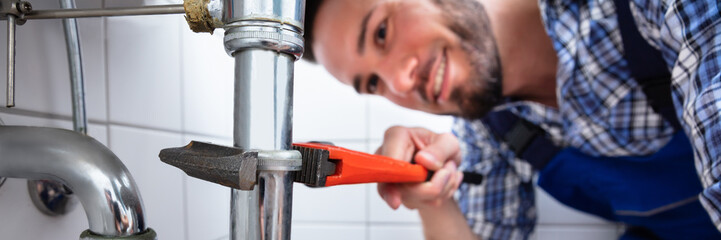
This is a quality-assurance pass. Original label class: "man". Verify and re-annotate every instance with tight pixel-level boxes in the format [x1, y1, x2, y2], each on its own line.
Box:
[302, 0, 721, 239]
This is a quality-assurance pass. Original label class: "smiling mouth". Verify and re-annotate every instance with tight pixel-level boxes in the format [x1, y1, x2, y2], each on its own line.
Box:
[433, 50, 447, 101]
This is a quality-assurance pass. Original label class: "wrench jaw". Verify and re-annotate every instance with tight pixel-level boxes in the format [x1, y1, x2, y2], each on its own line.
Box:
[159, 141, 258, 190]
[291, 145, 337, 187]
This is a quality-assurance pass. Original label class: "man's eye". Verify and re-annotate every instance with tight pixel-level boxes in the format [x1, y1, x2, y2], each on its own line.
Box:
[374, 20, 387, 46]
[367, 75, 379, 94]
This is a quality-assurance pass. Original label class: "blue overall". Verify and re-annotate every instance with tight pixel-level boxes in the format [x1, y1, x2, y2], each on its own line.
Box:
[537, 132, 720, 239]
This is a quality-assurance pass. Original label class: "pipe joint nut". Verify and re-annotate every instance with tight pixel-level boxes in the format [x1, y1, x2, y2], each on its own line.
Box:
[223, 22, 304, 59]
[256, 149, 302, 171]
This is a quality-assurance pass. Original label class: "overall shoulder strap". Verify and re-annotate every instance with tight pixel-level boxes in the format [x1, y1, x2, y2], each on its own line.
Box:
[614, 0, 682, 129]
[482, 110, 561, 171]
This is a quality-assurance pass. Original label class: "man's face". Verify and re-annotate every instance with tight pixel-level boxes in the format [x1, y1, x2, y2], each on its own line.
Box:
[313, 0, 502, 119]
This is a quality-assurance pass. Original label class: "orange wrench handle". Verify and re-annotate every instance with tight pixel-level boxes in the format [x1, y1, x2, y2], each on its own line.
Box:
[293, 142, 430, 187]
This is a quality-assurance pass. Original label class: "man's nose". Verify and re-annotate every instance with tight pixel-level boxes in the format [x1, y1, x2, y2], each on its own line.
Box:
[376, 57, 418, 95]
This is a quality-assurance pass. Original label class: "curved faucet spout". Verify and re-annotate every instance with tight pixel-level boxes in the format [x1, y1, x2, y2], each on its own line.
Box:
[0, 126, 147, 237]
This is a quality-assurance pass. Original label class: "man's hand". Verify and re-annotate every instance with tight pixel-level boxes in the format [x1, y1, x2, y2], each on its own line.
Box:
[376, 126, 464, 210]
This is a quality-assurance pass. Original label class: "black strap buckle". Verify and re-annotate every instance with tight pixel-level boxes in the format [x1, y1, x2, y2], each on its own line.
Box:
[504, 119, 543, 155]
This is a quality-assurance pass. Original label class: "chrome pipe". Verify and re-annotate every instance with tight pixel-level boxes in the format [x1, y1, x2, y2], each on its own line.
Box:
[221, 0, 305, 30]
[231, 49, 295, 240]
[225, 0, 304, 239]
[0, 126, 147, 236]
[230, 189, 260, 239]
[6, 15, 15, 107]
[59, 0, 86, 134]
[258, 171, 294, 239]
[23, 4, 184, 19]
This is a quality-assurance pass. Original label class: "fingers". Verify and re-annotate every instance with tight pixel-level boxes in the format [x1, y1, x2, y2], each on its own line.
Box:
[378, 183, 402, 209]
[378, 126, 417, 162]
[377, 126, 461, 170]
[375, 126, 463, 210]
[414, 132, 461, 170]
[396, 161, 463, 208]
[447, 172, 463, 199]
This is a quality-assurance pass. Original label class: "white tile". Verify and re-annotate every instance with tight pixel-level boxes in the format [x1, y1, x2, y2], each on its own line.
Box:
[109, 126, 185, 240]
[180, 28, 234, 138]
[292, 223, 366, 240]
[185, 178, 231, 240]
[145, 0, 182, 5]
[0, 178, 88, 240]
[102, 0, 181, 7]
[368, 184, 422, 223]
[103, 0, 144, 8]
[183, 134, 233, 146]
[293, 184, 367, 223]
[369, 224, 423, 240]
[0, 3, 106, 121]
[367, 97, 453, 140]
[106, 15, 183, 131]
[293, 60, 368, 141]
[183, 135, 233, 240]
[536, 187, 612, 225]
[535, 225, 620, 240]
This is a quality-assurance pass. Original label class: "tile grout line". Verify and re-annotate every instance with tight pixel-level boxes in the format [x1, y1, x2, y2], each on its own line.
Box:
[101, 0, 112, 148]
[177, 16, 190, 240]
[363, 98, 372, 240]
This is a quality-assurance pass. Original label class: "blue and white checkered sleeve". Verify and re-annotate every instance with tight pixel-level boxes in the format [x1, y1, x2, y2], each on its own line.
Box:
[453, 118, 536, 240]
[655, 0, 721, 231]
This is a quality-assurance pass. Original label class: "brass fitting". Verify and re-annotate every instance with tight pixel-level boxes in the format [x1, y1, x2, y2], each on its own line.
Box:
[183, 0, 221, 33]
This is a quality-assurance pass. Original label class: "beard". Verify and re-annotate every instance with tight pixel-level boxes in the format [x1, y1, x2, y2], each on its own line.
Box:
[434, 0, 503, 120]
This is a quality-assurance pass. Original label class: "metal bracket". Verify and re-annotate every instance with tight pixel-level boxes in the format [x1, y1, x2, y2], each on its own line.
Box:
[159, 141, 301, 190]
[0, 0, 32, 22]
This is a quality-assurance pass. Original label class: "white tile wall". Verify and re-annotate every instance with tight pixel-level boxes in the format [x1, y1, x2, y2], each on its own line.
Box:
[292, 223, 367, 240]
[367, 96, 454, 140]
[0, 0, 107, 121]
[293, 61, 368, 141]
[180, 29, 234, 138]
[106, 15, 184, 131]
[369, 224, 424, 240]
[183, 134, 232, 240]
[0, 3, 620, 240]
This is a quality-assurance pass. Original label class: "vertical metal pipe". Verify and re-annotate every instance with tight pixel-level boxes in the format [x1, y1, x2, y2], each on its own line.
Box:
[258, 171, 294, 239]
[6, 15, 15, 108]
[59, 0, 87, 134]
[231, 49, 294, 240]
[230, 188, 260, 240]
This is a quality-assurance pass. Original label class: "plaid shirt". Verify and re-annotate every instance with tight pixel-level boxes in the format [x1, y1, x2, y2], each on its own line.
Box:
[454, 0, 721, 238]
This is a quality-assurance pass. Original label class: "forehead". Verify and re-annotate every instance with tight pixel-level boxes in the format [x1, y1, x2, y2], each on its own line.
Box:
[312, 0, 378, 85]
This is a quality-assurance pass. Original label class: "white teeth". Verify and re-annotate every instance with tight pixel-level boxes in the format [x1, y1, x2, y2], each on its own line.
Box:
[434, 55, 446, 97]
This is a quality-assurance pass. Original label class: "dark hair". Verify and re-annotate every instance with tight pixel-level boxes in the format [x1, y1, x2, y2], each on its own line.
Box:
[302, 0, 325, 63]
